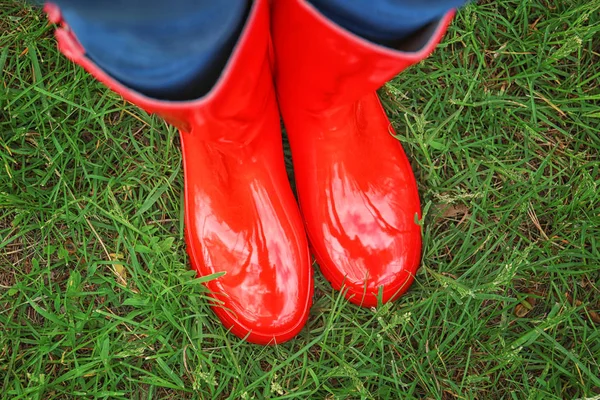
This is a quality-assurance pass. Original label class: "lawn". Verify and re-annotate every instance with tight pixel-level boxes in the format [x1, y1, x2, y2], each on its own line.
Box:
[1, 0, 599, 399]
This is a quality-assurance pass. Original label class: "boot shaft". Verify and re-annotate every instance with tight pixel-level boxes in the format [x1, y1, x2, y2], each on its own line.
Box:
[271, 0, 455, 113]
[46, 0, 275, 145]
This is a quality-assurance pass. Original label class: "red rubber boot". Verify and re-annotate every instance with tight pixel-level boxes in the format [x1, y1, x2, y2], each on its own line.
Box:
[272, 0, 454, 307]
[46, 0, 313, 344]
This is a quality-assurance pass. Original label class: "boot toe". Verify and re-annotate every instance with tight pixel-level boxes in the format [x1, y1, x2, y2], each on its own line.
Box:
[185, 208, 313, 344]
[315, 226, 421, 307]
[210, 262, 313, 344]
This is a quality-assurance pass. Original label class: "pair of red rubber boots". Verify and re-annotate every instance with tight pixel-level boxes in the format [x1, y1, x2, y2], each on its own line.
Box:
[47, 0, 453, 344]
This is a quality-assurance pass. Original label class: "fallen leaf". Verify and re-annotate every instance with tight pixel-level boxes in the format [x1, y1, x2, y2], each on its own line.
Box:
[441, 204, 470, 218]
[113, 263, 127, 287]
[514, 295, 537, 317]
[109, 253, 127, 287]
[565, 292, 582, 306]
[64, 239, 77, 255]
[588, 310, 600, 324]
[433, 203, 471, 225]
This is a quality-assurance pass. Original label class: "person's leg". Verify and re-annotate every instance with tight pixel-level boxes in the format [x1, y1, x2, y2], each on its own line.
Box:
[308, 0, 466, 44]
[46, 0, 313, 344]
[271, 1, 460, 307]
[51, 0, 249, 100]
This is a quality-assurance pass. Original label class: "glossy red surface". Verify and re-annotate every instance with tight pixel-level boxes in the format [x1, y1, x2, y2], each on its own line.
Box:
[272, 0, 454, 307]
[46, 0, 313, 344]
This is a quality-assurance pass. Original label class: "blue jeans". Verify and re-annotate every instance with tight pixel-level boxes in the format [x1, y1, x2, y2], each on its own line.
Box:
[53, 0, 465, 100]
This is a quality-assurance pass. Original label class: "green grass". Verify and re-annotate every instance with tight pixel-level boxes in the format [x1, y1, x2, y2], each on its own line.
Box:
[1, 0, 599, 398]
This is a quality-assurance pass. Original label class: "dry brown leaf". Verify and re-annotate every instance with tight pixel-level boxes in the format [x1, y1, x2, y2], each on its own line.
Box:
[566, 292, 582, 307]
[588, 310, 600, 325]
[64, 239, 77, 255]
[514, 296, 536, 317]
[433, 204, 471, 225]
[441, 204, 470, 218]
